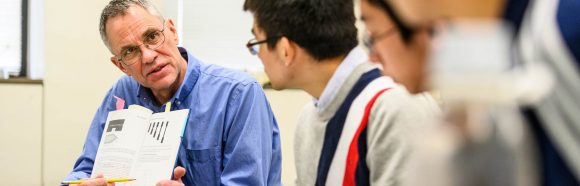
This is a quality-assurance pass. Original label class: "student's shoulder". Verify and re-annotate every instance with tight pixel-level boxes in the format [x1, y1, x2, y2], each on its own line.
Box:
[376, 86, 412, 104]
[362, 76, 414, 110]
[363, 76, 436, 122]
[371, 85, 440, 127]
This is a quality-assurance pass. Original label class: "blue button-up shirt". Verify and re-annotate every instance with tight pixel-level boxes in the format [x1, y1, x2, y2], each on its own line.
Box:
[65, 47, 282, 186]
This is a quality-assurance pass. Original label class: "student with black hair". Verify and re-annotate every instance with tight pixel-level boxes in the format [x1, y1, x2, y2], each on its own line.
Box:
[243, 0, 438, 185]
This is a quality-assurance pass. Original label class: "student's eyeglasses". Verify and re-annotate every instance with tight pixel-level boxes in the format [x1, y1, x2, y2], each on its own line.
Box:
[363, 27, 397, 51]
[116, 21, 166, 66]
[246, 36, 281, 55]
[376, 0, 417, 44]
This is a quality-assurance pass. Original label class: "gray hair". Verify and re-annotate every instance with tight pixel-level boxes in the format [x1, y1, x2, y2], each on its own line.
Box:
[99, 0, 164, 52]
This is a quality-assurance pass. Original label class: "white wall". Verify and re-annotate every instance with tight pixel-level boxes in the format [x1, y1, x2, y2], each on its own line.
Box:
[42, 0, 159, 185]
[170, 0, 263, 71]
[265, 90, 311, 185]
[0, 84, 42, 186]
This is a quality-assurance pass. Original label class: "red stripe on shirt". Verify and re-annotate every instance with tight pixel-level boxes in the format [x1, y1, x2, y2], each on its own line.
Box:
[343, 88, 391, 186]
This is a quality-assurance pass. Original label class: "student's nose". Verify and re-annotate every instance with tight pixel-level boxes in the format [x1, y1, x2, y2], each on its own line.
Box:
[368, 49, 381, 64]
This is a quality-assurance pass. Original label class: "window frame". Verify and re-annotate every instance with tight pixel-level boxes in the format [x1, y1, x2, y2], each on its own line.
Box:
[20, 0, 28, 77]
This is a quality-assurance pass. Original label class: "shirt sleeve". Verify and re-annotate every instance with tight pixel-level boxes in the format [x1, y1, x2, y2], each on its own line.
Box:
[366, 89, 432, 185]
[220, 82, 282, 186]
[63, 88, 115, 181]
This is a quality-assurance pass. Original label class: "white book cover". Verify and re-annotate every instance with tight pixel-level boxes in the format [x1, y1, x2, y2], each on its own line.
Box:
[91, 105, 190, 186]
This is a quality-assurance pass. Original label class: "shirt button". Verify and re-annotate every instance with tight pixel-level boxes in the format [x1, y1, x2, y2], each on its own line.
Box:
[176, 101, 181, 105]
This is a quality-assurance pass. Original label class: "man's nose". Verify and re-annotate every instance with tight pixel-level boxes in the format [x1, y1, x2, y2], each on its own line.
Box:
[140, 45, 158, 64]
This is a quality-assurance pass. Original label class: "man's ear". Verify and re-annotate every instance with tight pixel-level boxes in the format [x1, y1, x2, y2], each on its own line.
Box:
[277, 37, 296, 67]
[166, 19, 179, 44]
[110, 57, 130, 76]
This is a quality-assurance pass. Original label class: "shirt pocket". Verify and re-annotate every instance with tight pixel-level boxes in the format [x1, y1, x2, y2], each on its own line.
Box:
[186, 147, 222, 186]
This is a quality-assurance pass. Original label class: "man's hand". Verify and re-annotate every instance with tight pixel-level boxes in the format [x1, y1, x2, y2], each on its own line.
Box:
[156, 166, 186, 186]
[73, 174, 115, 186]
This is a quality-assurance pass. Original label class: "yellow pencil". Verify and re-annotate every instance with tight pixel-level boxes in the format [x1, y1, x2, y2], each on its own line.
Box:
[61, 178, 136, 185]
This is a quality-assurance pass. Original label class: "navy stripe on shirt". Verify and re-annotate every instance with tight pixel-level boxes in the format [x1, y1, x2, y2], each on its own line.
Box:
[557, 0, 580, 66]
[522, 107, 580, 186]
[503, 0, 531, 36]
[315, 69, 382, 186]
[355, 128, 370, 186]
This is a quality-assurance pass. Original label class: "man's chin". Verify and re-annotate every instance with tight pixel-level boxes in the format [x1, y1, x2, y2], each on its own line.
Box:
[145, 79, 173, 91]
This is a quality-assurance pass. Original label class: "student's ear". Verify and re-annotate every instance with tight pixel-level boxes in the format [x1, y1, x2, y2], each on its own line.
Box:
[277, 37, 296, 67]
[110, 57, 130, 76]
[166, 19, 179, 44]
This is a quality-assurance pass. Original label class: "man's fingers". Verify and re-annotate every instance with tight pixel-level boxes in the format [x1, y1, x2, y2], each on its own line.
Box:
[173, 166, 186, 181]
[78, 178, 107, 186]
[74, 174, 115, 186]
[154, 167, 186, 186]
[156, 180, 184, 186]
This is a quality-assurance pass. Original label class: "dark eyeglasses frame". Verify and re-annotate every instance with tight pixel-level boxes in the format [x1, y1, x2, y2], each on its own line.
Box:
[376, 0, 417, 43]
[116, 20, 166, 66]
[246, 36, 282, 55]
[363, 27, 397, 50]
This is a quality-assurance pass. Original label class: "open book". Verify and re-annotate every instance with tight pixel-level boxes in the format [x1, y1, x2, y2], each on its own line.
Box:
[91, 105, 190, 186]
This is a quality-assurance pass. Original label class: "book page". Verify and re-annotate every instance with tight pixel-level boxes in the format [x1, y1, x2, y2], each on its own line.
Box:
[92, 108, 153, 179]
[128, 109, 190, 186]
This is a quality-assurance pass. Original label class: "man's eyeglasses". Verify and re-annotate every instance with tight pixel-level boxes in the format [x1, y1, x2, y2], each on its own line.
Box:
[363, 27, 397, 51]
[116, 21, 166, 66]
[246, 36, 281, 55]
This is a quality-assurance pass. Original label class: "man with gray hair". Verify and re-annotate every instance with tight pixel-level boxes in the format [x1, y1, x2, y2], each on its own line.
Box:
[65, 0, 282, 185]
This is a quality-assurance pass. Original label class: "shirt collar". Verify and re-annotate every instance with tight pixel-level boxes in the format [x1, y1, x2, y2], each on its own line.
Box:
[314, 47, 368, 113]
[136, 47, 200, 104]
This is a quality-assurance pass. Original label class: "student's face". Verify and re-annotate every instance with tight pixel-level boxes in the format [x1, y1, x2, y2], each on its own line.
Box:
[107, 5, 185, 94]
[361, 0, 430, 93]
[388, 0, 505, 27]
[251, 23, 293, 90]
